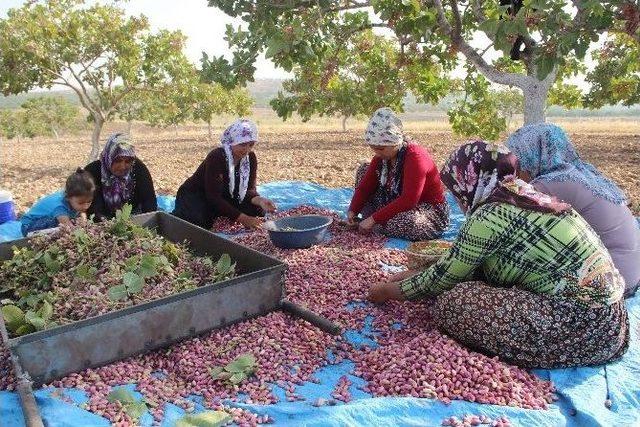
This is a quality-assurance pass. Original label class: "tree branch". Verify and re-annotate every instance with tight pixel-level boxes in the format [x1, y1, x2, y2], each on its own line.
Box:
[472, 0, 487, 25]
[67, 63, 102, 113]
[433, 0, 529, 87]
[449, 0, 463, 37]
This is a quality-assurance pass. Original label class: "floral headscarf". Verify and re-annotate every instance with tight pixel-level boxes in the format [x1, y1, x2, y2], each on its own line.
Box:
[364, 107, 404, 146]
[440, 141, 570, 215]
[220, 119, 258, 202]
[364, 107, 408, 201]
[100, 133, 136, 212]
[506, 123, 627, 205]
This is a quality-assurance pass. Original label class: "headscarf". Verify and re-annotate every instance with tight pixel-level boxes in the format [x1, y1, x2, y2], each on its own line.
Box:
[100, 133, 136, 212]
[505, 123, 627, 205]
[220, 119, 258, 202]
[364, 107, 408, 202]
[440, 141, 570, 215]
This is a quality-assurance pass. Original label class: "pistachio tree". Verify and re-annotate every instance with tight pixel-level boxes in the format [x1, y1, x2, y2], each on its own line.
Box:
[0, 0, 195, 159]
[269, 30, 406, 131]
[202, 0, 628, 138]
[21, 96, 78, 139]
[192, 83, 254, 139]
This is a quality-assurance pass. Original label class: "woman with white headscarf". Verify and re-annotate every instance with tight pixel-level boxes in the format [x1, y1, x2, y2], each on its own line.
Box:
[347, 107, 449, 241]
[173, 119, 276, 229]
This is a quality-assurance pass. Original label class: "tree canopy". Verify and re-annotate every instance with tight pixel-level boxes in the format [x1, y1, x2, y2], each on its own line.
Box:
[203, 0, 636, 139]
[0, 0, 195, 158]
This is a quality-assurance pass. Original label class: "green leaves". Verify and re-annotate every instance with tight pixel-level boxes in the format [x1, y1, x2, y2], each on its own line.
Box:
[123, 272, 144, 293]
[1, 299, 55, 336]
[107, 388, 148, 421]
[175, 411, 232, 427]
[108, 272, 145, 302]
[2, 305, 24, 332]
[74, 264, 97, 282]
[208, 353, 257, 385]
[215, 254, 233, 276]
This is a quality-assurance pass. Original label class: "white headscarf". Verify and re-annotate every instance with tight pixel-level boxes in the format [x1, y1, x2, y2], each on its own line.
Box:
[364, 107, 407, 188]
[220, 119, 258, 202]
[364, 107, 404, 146]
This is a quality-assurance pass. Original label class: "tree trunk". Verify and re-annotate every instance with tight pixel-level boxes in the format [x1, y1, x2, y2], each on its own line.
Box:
[208, 121, 213, 140]
[341, 116, 347, 132]
[521, 82, 549, 125]
[89, 117, 104, 161]
[51, 126, 59, 140]
[126, 120, 133, 135]
[173, 124, 178, 137]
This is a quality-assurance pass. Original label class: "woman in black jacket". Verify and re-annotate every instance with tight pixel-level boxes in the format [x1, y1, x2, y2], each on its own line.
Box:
[85, 133, 157, 220]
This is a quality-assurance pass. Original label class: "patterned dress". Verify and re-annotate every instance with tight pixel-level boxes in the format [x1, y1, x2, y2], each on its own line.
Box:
[401, 202, 629, 368]
[354, 162, 449, 241]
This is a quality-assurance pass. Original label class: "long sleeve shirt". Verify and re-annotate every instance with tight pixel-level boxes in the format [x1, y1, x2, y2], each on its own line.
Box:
[533, 180, 640, 294]
[349, 143, 445, 224]
[400, 202, 626, 308]
[85, 159, 157, 220]
[178, 147, 259, 220]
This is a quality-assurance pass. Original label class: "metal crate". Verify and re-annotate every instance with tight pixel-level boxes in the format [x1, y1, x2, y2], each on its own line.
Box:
[0, 212, 288, 386]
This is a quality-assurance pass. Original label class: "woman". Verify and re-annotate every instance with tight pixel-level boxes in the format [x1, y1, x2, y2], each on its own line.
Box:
[347, 108, 449, 241]
[506, 123, 640, 298]
[368, 141, 629, 369]
[173, 119, 276, 230]
[85, 133, 157, 220]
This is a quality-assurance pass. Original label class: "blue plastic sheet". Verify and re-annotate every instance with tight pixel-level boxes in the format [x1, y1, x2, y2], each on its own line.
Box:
[2, 181, 639, 427]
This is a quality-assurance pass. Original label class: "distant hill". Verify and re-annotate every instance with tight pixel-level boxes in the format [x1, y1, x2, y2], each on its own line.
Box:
[2, 80, 638, 117]
[0, 89, 80, 109]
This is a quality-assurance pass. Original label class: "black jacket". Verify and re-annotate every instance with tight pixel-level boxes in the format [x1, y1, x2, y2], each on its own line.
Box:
[84, 159, 157, 220]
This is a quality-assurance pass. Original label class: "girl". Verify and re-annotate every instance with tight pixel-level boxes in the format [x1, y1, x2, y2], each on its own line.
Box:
[21, 168, 95, 236]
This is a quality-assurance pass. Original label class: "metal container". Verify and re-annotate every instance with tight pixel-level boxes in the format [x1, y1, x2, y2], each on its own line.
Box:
[0, 212, 288, 386]
[267, 215, 333, 249]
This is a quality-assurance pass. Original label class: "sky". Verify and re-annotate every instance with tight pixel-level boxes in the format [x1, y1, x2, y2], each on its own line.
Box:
[0, 0, 290, 79]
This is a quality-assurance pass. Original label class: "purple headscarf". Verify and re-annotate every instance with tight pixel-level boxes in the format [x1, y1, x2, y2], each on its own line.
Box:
[220, 119, 258, 202]
[100, 133, 136, 212]
[440, 141, 570, 215]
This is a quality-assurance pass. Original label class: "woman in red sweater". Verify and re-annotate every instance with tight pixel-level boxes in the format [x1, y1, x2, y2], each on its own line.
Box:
[347, 108, 449, 241]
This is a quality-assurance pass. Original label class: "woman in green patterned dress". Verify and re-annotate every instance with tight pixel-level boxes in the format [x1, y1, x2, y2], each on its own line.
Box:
[368, 140, 629, 369]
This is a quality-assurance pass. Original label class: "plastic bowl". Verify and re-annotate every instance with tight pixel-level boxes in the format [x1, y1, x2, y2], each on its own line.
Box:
[267, 215, 333, 249]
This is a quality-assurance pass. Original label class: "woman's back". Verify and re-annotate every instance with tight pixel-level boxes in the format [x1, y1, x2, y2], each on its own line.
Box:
[476, 202, 624, 305]
[533, 180, 640, 295]
[410, 202, 626, 306]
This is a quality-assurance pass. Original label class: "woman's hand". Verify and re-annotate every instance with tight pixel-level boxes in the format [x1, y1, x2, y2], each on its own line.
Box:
[388, 269, 420, 282]
[238, 213, 263, 229]
[358, 216, 376, 234]
[368, 281, 404, 304]
[252, 196, 277, 213]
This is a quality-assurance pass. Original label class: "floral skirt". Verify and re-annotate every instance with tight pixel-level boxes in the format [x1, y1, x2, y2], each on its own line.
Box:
[432, 281, 630, 369]
[355, 163, 450, 241]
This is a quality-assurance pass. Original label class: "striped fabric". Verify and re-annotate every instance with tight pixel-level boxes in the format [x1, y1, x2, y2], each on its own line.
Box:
[400, 202, 625, 307]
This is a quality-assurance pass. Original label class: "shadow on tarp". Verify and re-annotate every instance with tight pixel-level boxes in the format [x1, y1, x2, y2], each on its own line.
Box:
[1, 181, 639, 426]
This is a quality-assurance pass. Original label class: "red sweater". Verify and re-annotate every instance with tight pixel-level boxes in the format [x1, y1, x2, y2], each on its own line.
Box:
[349, 143, 445, 224]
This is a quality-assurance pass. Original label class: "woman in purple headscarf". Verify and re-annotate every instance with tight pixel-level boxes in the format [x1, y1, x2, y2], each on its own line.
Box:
[368, 140, 628, 369]
[84, 133, 157, 220]
[173, 119, 276, 230]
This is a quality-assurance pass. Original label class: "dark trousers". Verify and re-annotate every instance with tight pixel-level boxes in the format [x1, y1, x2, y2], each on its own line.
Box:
[172, 187, 263, 229]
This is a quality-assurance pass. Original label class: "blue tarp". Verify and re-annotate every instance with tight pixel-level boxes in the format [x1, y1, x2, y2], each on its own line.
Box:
[1, 181, 639, 426]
